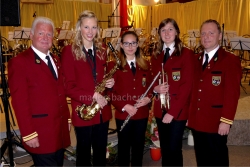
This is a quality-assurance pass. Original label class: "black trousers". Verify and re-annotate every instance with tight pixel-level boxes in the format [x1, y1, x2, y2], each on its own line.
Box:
[156, 116, 187, 167]
[74, 117, 109, 166]
[31, 148, 65, 166]
[116, 118, 148, 167]
[191, 129, 229, 167]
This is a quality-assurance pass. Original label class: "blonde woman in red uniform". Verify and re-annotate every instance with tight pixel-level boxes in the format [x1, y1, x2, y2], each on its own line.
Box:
[109, 31, 152, 166]
[61, 10, 114, 166]
[151, 18, 194, 166]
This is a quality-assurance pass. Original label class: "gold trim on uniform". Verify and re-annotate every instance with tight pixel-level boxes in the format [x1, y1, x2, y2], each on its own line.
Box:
[212, 76, 221, 86]
[22, 132, 38, 142]
[172, 71, 181, 81]
[68, 119, 72, 123]
[220, 117, 233, 125]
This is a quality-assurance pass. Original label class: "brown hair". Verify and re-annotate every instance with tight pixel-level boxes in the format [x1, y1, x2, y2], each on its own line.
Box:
[153, 18, 183, 57]
[119, 31, 148, 71]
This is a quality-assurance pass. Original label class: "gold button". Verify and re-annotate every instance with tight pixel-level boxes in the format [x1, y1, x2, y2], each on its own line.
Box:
[198, 99, 200, 101]
[134, 87, 135, 89]
[200, 79, 203, 82]
[198, 89, 202, 92]
[198, 108, 200, 110]
[133, 79, 135, 81]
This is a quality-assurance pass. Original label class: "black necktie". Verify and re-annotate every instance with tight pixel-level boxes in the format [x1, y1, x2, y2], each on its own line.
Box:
[202, 53, 209, 71]
[163, 47, 170, 64]
[88, 49, 94, 62]
[130, 62, 136, 75]
[45, 56, 57, 80]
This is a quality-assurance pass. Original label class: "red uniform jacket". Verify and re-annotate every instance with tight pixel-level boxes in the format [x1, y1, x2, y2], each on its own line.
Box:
[188, 47, 242, 133]
[8, 48, 71, 154]
[108, 61, 152, 120]
[151, 47, 194, 120]
[61, 45, 112, 126]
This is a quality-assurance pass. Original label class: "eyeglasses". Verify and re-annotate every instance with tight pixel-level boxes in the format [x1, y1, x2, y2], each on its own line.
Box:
[122, 42, 138, 47]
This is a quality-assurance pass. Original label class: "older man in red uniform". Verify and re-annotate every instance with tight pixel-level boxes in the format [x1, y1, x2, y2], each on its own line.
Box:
[8, 17, 71, 166]
[188, 19, 242, 166]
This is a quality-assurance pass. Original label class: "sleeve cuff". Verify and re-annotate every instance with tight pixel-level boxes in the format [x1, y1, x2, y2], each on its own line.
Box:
[220, 117, 233, 125]
[22, 132, 38, 142]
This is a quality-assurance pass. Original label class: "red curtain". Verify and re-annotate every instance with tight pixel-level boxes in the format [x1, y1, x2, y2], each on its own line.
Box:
[120, 0, 128, 28]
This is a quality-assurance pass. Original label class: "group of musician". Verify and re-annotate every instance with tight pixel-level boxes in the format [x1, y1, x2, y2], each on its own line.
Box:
[7, 9, 241, 167]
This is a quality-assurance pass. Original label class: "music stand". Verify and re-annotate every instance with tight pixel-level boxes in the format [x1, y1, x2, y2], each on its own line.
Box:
[187, 29, 200, 38]
[222, 31, 237, 48]
[58, 30, 74, 40]
[13, 27, 30, 40]
[230, 37, 250, 60]
[61, 21, 70, 30]
[151, 27, 158, 36]
[128, 28, 142, 36]
[230, 37, 250, 93]
[102, 28, 121, 39]
[138, 38, 146, 47]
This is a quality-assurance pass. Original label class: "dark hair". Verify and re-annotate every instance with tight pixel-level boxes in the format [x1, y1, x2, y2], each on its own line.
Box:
[200, 19, 221, 33]
[153, 18, 183, 57]
[119, 31, 148, 70]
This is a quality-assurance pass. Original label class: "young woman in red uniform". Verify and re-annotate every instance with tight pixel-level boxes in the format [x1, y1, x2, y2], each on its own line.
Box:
[150, 18, 194, 166]
[61, 10, 114, 166]
[109, 31, 152, 166]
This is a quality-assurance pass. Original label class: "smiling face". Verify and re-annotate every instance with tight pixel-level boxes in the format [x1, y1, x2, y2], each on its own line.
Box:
[200, 22, 222, 52]
[159, 22, 177, 46]
[120, 33, 138, 60]
[80, 17, 98, 45]
[30, 22, 53, 54]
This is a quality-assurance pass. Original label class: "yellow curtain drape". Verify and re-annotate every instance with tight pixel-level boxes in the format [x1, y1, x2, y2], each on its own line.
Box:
[0, 0, 112, 38]
[1, 0, 249, 43]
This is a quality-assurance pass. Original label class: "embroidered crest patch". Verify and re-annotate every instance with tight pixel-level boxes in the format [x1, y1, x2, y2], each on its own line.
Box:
[172, 71, 180, 81]
[212, 76, 221, 86]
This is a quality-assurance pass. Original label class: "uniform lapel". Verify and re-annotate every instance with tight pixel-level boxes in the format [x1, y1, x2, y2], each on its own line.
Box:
[33, 52, 57, 81]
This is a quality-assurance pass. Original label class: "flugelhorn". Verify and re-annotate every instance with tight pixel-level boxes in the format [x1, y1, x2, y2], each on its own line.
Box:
[120, 71, 161, 131]
[159, 63, 170, 110]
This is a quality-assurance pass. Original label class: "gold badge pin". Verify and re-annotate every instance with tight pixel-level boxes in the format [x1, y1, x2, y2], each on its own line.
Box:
[36, 59, 40, 64]
[142, 77, 146, 87]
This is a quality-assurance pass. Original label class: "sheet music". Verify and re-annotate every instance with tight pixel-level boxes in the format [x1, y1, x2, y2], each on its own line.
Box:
[187, 37, 201, 48]
[65, 30, 74, 40]
[62, 21, 70, 30]
[230, 37, 250, 51]
[187, 29, 200, 38]
[224, 31, 237, 41]
[128, 28, 142, 36]
[151, 27, 158, 36]
[8, 32, 14, 41]
[139, 38, 146, 47]
[13, 27, 31, 39]
[102, 28, 121, 38]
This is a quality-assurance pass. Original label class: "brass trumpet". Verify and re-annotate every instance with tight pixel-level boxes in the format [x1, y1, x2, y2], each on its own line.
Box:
[159, 63, 170, 110]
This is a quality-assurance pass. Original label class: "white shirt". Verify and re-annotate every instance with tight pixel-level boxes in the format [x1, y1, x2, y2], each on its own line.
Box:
[127, 57, 136, 68]
[203, 45, 220, 64]
[163, 42, 175, 56]
[31, 45, 58, 77]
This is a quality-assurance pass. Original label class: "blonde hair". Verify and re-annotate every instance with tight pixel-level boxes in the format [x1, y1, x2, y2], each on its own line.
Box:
[72, 10, 103, 61]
